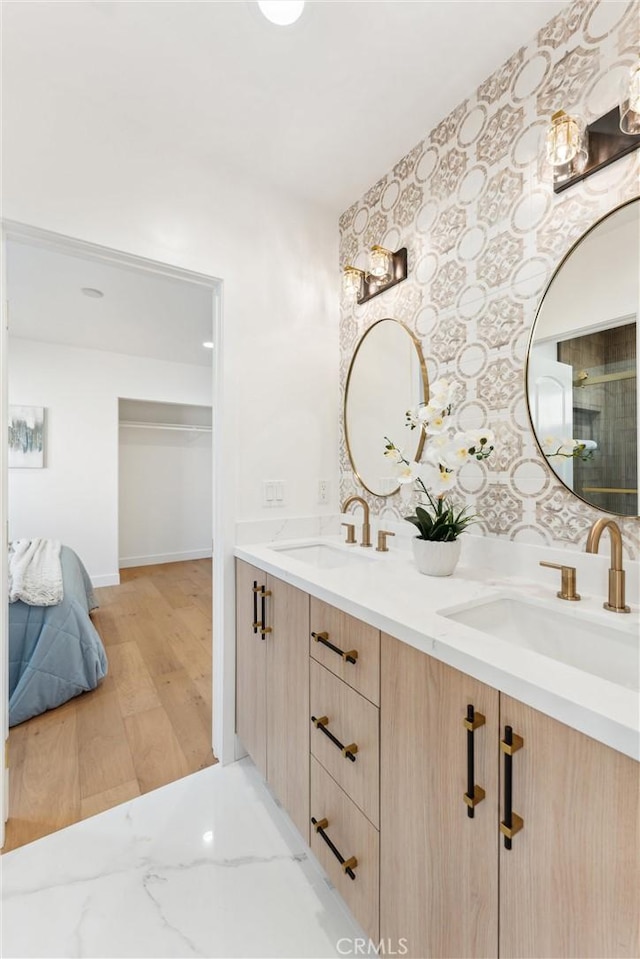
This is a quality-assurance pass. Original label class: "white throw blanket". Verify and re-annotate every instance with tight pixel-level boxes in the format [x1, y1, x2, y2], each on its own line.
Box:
[9, 538, 64, 606]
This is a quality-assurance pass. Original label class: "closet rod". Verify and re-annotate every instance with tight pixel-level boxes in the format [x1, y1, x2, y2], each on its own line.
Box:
[119, 421, 212, 433]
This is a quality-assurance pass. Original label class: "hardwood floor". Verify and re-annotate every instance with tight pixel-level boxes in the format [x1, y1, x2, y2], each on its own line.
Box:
[3, 559, 215, 853]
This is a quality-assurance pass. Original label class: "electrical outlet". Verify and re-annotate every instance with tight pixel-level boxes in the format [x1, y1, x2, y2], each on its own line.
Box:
[318, 479, 330, 505]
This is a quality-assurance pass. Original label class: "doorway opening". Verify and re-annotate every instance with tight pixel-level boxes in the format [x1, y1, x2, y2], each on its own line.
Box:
[2, 225, 221, 851]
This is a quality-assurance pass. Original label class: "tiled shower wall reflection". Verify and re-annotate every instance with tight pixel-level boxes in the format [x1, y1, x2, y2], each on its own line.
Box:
[339, 0, 640, 557]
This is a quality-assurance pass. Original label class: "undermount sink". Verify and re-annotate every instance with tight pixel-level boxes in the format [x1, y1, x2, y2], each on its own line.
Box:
[439, 596, 639, 691]
[271, 542, 374, 570]
[272, 543, 373, 569]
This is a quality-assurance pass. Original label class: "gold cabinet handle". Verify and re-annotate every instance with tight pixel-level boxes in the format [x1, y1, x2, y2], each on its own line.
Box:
[463, 705, 486, 816]
[310, 816, 357, 880]
[500, 725, 524, 848]
[311, 631, 358, 665]
[311, 715, 358, 762]
[258, 586, 271, 640]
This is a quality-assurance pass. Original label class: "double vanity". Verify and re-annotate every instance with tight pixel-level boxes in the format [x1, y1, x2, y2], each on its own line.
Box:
[235, 531, 639, 959]
[233, 197, 639, 957]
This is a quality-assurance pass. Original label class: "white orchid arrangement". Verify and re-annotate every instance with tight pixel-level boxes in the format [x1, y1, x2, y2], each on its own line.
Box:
[383, 378, 495, 541]
[542, 436, 595, 462]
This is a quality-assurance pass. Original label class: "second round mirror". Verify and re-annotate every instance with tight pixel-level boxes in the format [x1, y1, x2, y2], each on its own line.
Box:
[344, 319, 428, 497]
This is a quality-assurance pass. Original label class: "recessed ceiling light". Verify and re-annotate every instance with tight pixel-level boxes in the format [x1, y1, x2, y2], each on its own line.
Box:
[257, 1, 305, 26]
[81, 287, 104, 298]
[202, 341, 215, 349]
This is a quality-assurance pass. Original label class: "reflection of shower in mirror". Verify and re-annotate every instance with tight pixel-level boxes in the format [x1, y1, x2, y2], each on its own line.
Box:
[527, 198, 638, 517]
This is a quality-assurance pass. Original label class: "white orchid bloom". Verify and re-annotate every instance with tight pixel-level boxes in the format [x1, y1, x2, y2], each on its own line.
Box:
[423, 413, 452, 436]
[431, 467, 457, 495]
[466, 428, 495, 454]
[384, 446, 403, 464]
[422, 433, 449, 466]
[560, 438, 579, 454]
[440, 433, 473, 469]
[417, 403, 438, 423]
[397, 460, 421, 484]
[417, 461, 456, 494]
[429, 377, 459, 409]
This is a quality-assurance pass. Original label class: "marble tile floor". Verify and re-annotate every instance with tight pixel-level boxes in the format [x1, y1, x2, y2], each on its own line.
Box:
[1, 758, 367, 959]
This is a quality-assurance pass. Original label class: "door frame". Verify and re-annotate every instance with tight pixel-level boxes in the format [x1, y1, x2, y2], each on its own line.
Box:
[0, 221, 232, 845]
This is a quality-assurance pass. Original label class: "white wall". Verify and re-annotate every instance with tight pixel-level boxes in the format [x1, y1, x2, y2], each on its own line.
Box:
[8, 338, 213, 585]
[119, 425, 212, 567]
[536, 204, 639, 342]
[3, 155, 339, 764]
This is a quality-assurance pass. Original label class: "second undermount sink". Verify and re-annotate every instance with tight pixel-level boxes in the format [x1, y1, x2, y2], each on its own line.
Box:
[439, 596, 639, 690]
[272, 542, 374, 570]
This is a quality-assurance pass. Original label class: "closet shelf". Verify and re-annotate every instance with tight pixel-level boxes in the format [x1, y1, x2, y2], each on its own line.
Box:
[119, 420, 212, 433]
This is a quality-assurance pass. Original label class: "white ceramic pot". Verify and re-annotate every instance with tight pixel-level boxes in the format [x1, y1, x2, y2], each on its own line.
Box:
[411, 537, 462, 577]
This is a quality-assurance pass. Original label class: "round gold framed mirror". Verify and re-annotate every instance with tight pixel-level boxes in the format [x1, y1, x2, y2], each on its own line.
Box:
[344, 318, 428, 497]
[526, 197, 639, 518]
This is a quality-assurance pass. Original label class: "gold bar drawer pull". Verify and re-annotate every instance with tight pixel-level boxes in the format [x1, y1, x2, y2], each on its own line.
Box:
[311, 631, 358, 665]
[311, 816, 358, 880]
[463, 704, 486, 818]
[311, 715, 358, 762]
[259, 587, 272, 639]
[500, 725, 524, 849]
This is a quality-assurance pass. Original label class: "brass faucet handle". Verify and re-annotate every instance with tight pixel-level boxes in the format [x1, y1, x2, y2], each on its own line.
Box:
[376, 530, 395, 552]
[539, 561, 581, 601]
[341, 522, 356, 544]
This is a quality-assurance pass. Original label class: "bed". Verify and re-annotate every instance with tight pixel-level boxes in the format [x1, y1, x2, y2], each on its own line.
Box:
[9, 545, 108, 726]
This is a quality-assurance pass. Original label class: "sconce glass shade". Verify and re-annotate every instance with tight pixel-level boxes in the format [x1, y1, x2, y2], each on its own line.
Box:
[368, 245, 393, 283]
[620, 63, 640, 135]
[545, 110, 588, 183]
[343, 266, 364, 299]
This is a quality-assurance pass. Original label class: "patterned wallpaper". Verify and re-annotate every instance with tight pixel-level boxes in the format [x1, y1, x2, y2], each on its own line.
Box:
[339, 0, 640, 558]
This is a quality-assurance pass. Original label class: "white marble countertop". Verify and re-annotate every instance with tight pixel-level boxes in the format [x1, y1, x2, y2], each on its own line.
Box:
[235, 535, 639, 761]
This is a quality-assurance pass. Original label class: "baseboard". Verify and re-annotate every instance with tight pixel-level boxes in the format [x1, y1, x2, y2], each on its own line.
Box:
[91, 573, 121, 588]
[118, 548, 213, 569]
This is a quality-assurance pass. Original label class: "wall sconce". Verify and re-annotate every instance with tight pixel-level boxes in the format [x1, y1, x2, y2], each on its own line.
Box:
[546, 82, 640, 194]
[343, 246, 407, 304]
[545, 110, 588, 185]
[619, 62, 640, 135]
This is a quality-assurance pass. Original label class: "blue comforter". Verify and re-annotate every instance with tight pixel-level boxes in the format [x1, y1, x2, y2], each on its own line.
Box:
[9, 546, 108, 726]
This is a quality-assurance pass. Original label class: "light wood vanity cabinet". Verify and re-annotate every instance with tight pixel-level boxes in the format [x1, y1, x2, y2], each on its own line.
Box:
[235, 560, 267, 776]
[310, 756, 380, 939]
[381, 633, 640, 959]
[235, 560, 309, 839]
[237, 561, 638, 957]
[309, 599, 381, 939]
[381, 633, 500, 959]
[498, 695, 639, 959]
[310, 658, 380, 827]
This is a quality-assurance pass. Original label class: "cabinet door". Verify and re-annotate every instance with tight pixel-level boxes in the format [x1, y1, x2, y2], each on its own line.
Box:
[266, 575, 310, 840]
[499, 696, 640, 959]
[380, 634, 499, 959]
[235, 560, 267, 776]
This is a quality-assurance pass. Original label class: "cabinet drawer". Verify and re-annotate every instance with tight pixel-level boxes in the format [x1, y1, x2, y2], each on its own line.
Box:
[310, 756, 379, 941]
[310, 659, 379, 827]
[310, 597, 380, 705]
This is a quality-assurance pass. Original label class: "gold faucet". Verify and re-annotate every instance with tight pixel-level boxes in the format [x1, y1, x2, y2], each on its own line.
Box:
[341, 496, 372, 548]
[585, 518, 630, 613]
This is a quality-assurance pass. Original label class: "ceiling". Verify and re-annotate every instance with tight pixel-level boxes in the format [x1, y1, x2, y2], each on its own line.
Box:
[2, 0, 569, 214]
[7, 240, 215, 366]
